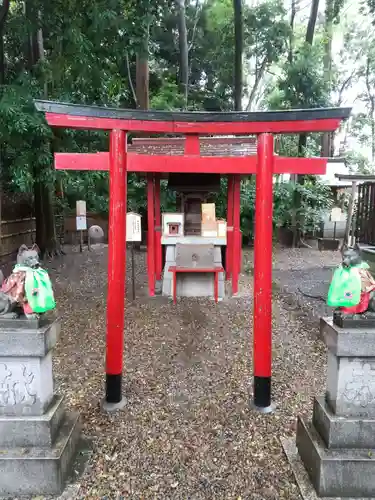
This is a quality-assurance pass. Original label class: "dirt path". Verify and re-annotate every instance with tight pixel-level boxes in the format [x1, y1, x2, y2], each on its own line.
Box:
[45, 246, 328, 499]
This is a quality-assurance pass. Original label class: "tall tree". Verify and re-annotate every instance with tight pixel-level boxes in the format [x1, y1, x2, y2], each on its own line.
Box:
[176, 0, 189, 107]
[0, 0, 10, 84]
[25, 0, 60, 257]
[321, 0, 345, 156]
[233, 0, 243, 110]
[298, 0, 320, 156]
[288, 0, 297, 64]
[136, 41, 150, 110]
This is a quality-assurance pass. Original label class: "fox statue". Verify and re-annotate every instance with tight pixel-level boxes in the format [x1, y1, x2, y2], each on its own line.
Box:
[0, 244, 56, 320]
[327, 243, 375, 323]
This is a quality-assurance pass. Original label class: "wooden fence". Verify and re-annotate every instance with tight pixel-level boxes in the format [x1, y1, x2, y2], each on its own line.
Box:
[0, 192, 35, 265]
[355, 182, 375, 245]
[0, 217, 36, 262]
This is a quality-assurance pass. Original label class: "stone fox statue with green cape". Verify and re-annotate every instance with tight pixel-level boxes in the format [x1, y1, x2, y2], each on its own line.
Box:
[0, 244, 56, 319]
[327, 244, 375, 326]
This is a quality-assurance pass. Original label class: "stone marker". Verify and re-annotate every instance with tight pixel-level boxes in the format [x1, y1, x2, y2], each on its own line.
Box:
[296, 316, 375, 497]
[0, 317, 81, 496]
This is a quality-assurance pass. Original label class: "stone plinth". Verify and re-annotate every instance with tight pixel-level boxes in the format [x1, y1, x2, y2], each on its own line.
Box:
[296, 317, 375, 497]
[162, 237, 226, 300]
[0, 318, 81, 496]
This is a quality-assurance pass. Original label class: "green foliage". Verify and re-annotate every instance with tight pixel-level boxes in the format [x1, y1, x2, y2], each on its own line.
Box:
[153, 0, 289, 110]
[150, 82, 186, 110]
[0, 84, 52, 191]
[273, 180, 333, 234]
[0, 0, 339, 243]
[212, 178, 332, 241]
[268, 44, 329, 110]
[345, 150, 373, 174]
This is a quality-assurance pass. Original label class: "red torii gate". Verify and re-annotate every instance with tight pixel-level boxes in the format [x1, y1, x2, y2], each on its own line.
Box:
[35, 100, 350, 413]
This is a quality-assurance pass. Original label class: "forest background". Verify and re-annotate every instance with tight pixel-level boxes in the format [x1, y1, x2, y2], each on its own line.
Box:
[0, 0, 374, 253]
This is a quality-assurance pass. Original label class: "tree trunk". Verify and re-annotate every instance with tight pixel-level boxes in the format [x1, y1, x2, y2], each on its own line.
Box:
[365, 55, 375, 164]
[297, 0, 320, 157]
[293, 0, 320, 246]
[176, 0, 189, 108]
[288, 0, 296, 64]
[0, 0, 10, 257]
[25, 0, 60, 257]
[0, 0, 9, 85]
[321, 0, 336, 157]
[344, 181, 357, 246]
[246, 58, 267, 111]
[136, 24, 150, 111]
[233, 0, 243, 111]
[305, 0, 320, 44]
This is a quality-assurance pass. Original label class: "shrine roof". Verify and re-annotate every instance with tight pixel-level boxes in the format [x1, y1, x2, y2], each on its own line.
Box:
[128, 137, 257, 157]
[35, 100, 351, 134]
[35, 100, 350, 123]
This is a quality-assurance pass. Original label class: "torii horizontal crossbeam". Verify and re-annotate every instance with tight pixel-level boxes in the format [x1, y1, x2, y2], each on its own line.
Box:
[55, 152, 327, 175]
[35, 100, 351, 134]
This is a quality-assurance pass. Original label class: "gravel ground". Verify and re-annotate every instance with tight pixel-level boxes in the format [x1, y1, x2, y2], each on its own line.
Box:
[42, 244, 332, 499]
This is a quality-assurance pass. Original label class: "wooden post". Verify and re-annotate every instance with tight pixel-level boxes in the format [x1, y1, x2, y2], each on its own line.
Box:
[344, 180, 357, 247]
[131, 242, 136, 300]
[253, 133, 274, 413]
[105, 129, 127, 409]
[226, 175, 234, 280]
[232, 175, 241, 295]
[147, 173, 155, 296]
[154, 174, 162, 281]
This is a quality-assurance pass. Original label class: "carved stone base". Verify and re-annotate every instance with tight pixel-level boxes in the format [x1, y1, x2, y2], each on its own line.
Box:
[297, 317, 375, 497]
[0, 318, 83, 496]
[0, 411, 80, 496]
[0, 395, 65, 448]
[297, 417, 375, 498]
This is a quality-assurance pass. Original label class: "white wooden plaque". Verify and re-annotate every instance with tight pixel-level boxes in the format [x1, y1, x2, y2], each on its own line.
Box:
[126, 212, 142, 242]
[76, 216, 87, 231]
[76, 200, 86, 217]
[331, 207, 342, 223]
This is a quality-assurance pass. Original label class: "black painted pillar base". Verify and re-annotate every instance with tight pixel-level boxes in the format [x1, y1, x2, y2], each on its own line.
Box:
[102, 373, 126, 412]
[253, 376, 273, 413]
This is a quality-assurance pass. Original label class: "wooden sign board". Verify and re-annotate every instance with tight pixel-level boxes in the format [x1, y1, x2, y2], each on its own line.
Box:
[126, 212, 142, 242]
[202, 203, 216, 224]
[76, 216, 87, 231]
[76, 200, 86, 217]
[217, 219, 227, 238]
[331, 207, 342, 223]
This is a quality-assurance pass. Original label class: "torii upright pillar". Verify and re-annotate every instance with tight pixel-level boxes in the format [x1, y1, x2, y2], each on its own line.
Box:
[104, 129, 128, 409]
[253, 133, 274, 411]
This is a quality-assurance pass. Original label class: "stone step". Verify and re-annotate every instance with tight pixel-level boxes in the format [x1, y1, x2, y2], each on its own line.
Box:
[297, 416, 375, 498]
[313, 396, 375, 449]
[0, 394, 65, 448]
[0, 412, 80, 496]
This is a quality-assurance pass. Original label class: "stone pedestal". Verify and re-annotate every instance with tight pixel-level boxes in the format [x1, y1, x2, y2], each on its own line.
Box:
[161, 236, 226, 300]
[297, 317, 375, 497]
[0, 318, 81, 496]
